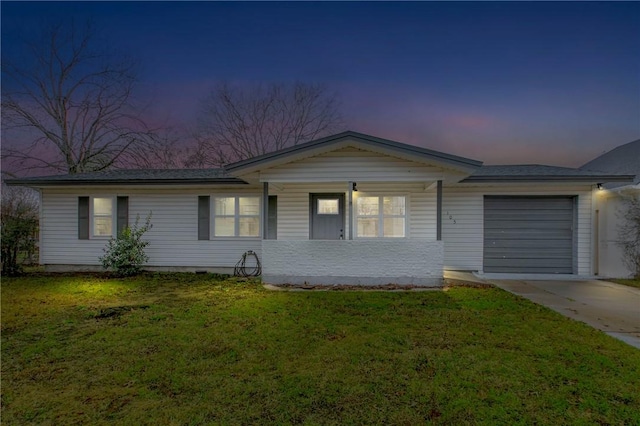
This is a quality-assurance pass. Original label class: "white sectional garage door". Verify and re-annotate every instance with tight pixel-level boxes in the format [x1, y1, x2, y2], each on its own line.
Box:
[483, 196, 575, 274]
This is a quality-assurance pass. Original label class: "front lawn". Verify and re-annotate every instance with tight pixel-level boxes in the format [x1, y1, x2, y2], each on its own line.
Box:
[2, 274, 639, 425]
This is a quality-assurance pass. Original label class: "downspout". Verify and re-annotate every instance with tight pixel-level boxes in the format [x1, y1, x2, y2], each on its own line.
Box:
[592, 184, 600, 276]
[594, 209, 599, 276]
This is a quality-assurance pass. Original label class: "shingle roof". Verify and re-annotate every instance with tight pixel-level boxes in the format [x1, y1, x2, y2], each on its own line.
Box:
[463, 164, 635, 183]
[580, 139, 640, 187]
[5, 169, 246, 186]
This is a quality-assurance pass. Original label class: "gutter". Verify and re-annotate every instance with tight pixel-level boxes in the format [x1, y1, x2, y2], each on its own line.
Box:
[461, 175, 636, 183]
[5, 178, 248, 187]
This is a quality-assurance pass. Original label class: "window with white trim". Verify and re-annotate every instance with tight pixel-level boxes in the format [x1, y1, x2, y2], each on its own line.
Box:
[93, 197, 114, 237]
[212, 196, 260, 237]
[356, 196, 406, 238]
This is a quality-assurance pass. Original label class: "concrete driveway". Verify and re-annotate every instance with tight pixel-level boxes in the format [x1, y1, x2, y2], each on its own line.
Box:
[486, 279, 640, 349]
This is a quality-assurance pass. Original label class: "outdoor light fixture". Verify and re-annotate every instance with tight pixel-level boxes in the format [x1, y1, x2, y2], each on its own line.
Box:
[352, 182, 358, 191]
[597, 183, 603, 190]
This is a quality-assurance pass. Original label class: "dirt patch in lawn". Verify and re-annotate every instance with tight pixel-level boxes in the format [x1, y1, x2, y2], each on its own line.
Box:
[266, 279, 491, 291]
[93, 305, 150, 319]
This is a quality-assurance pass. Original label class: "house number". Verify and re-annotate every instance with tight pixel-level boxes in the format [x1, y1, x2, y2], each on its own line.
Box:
[446, 211, 457, 224]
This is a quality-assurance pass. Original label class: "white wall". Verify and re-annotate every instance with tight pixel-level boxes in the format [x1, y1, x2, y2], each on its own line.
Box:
[262, 239, 444, 285]
[40, 187, 263, 269]
[442, 184, 594, 275]
[271, 182, 437, 240]
[40, 181, 599, 277]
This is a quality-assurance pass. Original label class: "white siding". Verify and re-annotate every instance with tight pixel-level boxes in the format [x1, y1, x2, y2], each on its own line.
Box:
[442, 185, 594, 275]
[40, 187, 263, 268]
[260, 147, 457, 182]
[271, 182, 437, 240]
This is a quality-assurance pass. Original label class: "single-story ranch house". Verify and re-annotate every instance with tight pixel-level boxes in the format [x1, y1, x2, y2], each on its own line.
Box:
[7, 131, 636, 284]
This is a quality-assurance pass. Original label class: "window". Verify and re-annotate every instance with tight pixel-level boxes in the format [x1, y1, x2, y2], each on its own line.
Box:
[79, 196, 128, 240]
[212, 196, 260, 237]
[93, 197, 114, 237]
[317, 199, 339, 215]
[356, 196, 406, 238]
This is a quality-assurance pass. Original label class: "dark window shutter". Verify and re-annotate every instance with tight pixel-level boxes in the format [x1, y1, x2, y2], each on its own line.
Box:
[117, 196, 129, 235]
[198, 196, 210, 240]
[78, 197, 90, 239]
[268, 195, 278, 240]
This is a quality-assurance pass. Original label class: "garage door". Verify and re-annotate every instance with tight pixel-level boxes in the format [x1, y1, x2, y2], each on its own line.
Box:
[483, 196, 575, 274]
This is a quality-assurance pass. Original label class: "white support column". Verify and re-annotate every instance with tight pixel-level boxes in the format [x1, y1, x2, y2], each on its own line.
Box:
[263, 182, 269, 239]
[436, 180, 443, 241]
[348, 181, 354, 240]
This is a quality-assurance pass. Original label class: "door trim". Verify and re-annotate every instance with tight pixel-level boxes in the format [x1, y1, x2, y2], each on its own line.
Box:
[309, 193, 345, 240]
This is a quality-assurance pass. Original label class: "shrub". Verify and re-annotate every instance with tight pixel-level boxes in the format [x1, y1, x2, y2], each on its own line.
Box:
[1, 186, 39, 276]
[617, 193, 640, 278]
[100, 213, 152, 276]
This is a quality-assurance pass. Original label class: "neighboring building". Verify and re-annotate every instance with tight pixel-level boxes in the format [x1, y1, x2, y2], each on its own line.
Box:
[581, 139, 640, 278]
[7, 131, 635, 284]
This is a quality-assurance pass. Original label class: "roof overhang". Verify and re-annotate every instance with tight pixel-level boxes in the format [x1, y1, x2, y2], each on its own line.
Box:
[5, 177, 247, 188]
[603, 183, 640, 193]
[224, 131, 483, 176]
[461, 175, 636, 184]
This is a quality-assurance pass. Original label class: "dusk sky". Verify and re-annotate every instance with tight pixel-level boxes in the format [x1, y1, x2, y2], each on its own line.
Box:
[2, 1, 639, 167]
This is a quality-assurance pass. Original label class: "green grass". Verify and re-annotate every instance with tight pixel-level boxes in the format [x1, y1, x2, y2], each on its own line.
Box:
[609, 278, 640, 289]
[2, 274, 639, 425]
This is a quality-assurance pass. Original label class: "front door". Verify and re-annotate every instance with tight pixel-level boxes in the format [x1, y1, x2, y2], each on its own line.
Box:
[310, 193, 345, 240]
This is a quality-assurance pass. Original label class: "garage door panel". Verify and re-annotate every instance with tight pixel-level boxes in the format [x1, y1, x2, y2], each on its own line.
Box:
[485, 230, 572, 239]
[485, 220, 573, 229]
[484, 199, 573, 210]
[483, 265, 574, 274]
[484, 248, 573, 258]
[485, 258, 573, 269]
[483, 196, 574, 274]
[483, 239, 571, 249]
[485, 212, 573, 221]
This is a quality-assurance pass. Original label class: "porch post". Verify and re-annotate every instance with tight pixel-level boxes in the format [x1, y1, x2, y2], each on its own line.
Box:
[263, 182, 269, 239]
[436, 180, 443, 241]
[348, 181, 353, 240]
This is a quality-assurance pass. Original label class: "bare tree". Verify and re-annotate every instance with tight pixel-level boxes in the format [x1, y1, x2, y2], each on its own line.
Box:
[193, 82, 344, 166]
[2, 21, 158, 175]
[125, 127, 189, 169]
[617, 193, 640, 278]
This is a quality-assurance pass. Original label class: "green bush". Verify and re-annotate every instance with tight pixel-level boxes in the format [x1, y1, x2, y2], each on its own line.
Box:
[100, 213, 152, 276]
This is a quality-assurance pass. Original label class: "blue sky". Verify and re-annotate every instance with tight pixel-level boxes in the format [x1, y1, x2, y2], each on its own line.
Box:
[2, 1, 639, 166]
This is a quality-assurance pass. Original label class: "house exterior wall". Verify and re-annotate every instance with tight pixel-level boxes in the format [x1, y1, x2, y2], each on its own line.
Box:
[262, 239, 444, 285]
[40, 187, 263, 270]
[442, 184, 594, 275]
[38, 177, 599, 278]
[270, 182, 437, 240]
